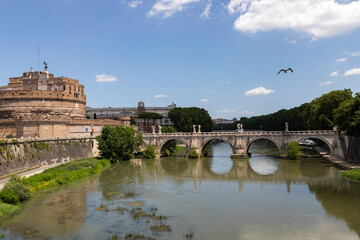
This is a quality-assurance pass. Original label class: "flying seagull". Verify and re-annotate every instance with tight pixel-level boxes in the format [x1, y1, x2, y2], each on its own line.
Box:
[277, 68, 293, 75]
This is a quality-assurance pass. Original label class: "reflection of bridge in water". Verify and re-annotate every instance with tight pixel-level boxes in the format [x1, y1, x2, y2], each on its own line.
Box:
[139, 157, 360, 237]
[142, 129, 341, 157]
[141, 157, 345, 193]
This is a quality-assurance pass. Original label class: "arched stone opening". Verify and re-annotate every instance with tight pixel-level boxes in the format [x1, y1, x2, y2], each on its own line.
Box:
[246, 138, 281, 156]
[201, 138, 234, 156]
[297, 137, 333, 154]
[159, 139, 189, 157]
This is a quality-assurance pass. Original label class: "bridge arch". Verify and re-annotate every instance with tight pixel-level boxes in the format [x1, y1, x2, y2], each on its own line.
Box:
[159, 138, 190, 156]
[246, 137, 282, 155]
[200, 137, 235, 155]
[296, 136, 333, 153]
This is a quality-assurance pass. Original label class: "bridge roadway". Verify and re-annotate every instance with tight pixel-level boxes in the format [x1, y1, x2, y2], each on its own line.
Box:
[142, 130, 340, 157]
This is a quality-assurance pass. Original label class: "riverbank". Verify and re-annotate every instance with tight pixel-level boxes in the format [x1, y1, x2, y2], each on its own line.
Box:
[0, 157, 110, 221]
[324, 155, 360, 170]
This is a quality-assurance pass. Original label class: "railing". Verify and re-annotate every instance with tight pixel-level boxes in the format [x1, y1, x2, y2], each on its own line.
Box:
[143, 130, 337, 137]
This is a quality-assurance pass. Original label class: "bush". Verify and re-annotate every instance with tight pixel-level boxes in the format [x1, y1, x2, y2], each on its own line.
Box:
[96, 125, 142, 163]
[23, 158, 110, 192]
[286, 141, 301, 159]
[0, 189, 19, 205]
[188, 148, 199, 158]
[0, 202, 21, 219]
[341, 169, 360, 181]
[2, 175, 30, 202]
[143, 145, 156, 159]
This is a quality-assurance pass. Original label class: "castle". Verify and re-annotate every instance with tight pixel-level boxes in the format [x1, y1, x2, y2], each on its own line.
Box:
[0, 66, 128, 138]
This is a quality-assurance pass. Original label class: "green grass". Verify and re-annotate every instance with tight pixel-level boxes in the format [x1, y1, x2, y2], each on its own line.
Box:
[0, 202, 21, 219]
[23, 158, 110, 192]
[341, 169, 360, 181]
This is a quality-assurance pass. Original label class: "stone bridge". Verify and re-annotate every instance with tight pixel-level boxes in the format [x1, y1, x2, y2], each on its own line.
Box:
[142, 128, 340, 157]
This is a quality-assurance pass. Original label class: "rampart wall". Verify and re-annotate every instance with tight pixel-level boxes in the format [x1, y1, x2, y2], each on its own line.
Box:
[0, 137, 97, 177]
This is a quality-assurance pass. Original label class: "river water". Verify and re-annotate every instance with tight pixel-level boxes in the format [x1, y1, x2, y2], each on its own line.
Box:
[3, 141, 360, 240]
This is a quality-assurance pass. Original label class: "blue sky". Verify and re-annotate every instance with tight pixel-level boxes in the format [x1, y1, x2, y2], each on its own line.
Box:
[0, 0, 360, 119]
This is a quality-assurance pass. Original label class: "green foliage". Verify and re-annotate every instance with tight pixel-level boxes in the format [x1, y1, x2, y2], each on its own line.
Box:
[286, 141, 301, 159]
[143, 145, 156, 159]
[161, 126, 176, 133]
[334, 93, 360, 136]
[0, 189, 19, 205]
[341, 169, 360, 181]
[308, 89, 353, 130]
[96, 125, 142, 162]
[188, 148, 199, 158]
[138, 112, 163, 120]
[23, 158, 110, 192]
[168, 107, 213, 132]
[229, 89, 356, 131]
[2, 175, 30, 202]
[0, 202, 21, 219]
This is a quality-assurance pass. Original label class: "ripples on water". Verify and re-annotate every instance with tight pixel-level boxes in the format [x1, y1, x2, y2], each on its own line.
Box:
[3, 141, 360, 240]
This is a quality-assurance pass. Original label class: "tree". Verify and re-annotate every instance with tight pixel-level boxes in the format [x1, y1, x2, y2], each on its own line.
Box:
[168, 107, 213, 132]
[238, 89, 354, 131]
[96, 125, 142, 163]
[334, 92, 360, 136]
[286, 141, 301, 159]
[93, 113, 97, 119]
[307, 89, 353, 130]
[138, 112, 163, 132]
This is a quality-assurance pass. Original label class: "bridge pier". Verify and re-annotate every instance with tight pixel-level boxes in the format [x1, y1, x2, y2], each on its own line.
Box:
[231, 148, 247, 158]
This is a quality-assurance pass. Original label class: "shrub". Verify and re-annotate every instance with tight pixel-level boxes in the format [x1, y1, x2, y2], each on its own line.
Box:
[0, 189, 19, 205]
[143, 145, 156, 159]
[286, 141, 301, 159]
[2, 175, 30, 202]
[341, 169, 360, 181]
[188, 148, 198, 158]
[96, 125, 143, 163]
[23, 158, 110, 192]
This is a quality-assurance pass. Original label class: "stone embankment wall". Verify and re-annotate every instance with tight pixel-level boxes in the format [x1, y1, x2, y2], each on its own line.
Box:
[339, 134, 360, 163]
[0, 137, 97, 177]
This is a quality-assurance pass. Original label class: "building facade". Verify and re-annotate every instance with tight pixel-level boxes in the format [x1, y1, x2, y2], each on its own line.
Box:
[0, 67, 128, 138]
[86, 101, 175, 131]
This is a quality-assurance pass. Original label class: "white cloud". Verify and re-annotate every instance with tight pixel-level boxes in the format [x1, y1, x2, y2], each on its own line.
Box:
[155, 94, 168, 98]
[128, 0, 142, 8]
[329, 71, 339, 77]
[148, 0, 200, 18]
[206, 89, 216, 93]
[200, 98, 210, 102]
[319, 81, 336, 86]
[229, 0, 360, 38]
[216, 109, 235, 113]
[344, 67, 360, 76]
[200, 0, 212, 20]
[239, 110, 255, 115]
[228, 0, 252, 14]
[216, 80, 231, 85]
[336, 58, 347, 62]
[245, 87, 275, 96]
[285, 38, 296, 44]
[95, 73, 118, 82]
[346, 51, 360, 57]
